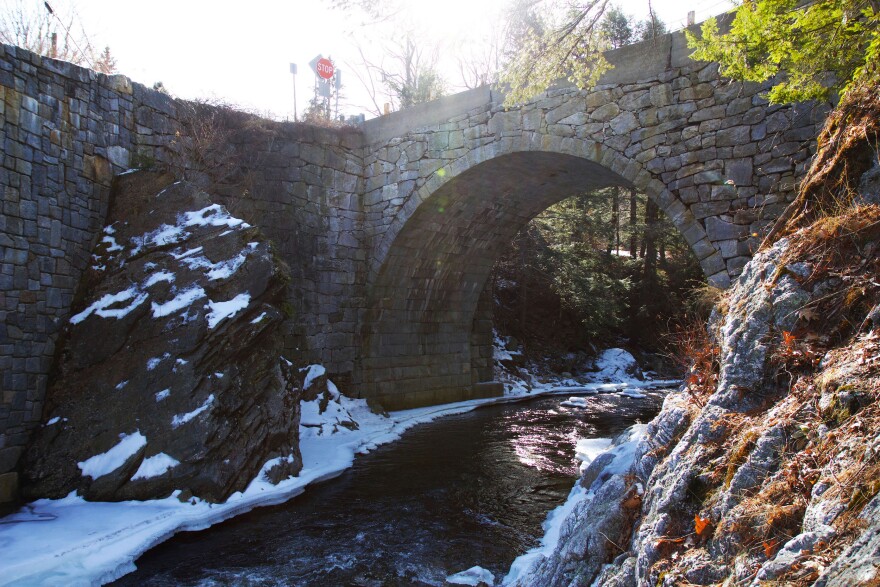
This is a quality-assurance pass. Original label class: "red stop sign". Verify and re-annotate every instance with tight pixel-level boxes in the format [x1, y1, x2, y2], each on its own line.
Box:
[316, 57, 335, 80]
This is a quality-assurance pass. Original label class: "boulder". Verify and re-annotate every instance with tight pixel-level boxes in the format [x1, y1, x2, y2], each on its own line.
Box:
[21, 171, 301, 502]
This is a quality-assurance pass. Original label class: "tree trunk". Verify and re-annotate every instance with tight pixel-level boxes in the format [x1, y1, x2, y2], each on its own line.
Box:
[519, 229, 529, 335]
[641, 198, 659, 306]
[607, 187, 619, 256]
[629, 188, 637, 257]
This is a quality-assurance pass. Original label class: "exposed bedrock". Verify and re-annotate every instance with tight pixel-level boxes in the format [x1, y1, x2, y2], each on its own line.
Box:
[20, 171, 301, 502]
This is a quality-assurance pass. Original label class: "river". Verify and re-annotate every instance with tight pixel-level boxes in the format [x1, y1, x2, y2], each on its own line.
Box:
[112, 389, 667, 586]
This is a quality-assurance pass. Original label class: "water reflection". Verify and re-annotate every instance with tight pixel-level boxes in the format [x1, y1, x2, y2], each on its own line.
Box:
[112, 390, 666, 587]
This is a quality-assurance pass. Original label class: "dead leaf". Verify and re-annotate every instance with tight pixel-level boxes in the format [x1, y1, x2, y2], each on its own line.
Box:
[763, 538, 779, 558]
[694, 514, 712, 538]
[798, 307, 819, 322]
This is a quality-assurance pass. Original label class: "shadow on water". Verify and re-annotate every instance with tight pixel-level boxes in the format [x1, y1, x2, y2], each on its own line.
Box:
[112, 390, 668, 586]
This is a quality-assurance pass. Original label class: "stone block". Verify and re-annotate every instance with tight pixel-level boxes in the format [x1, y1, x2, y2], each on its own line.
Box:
[716, 125, 751, 147]
[705, 217, 748, 241]
[725, 159, 754, 186]
[649, 84, 672, 108]
[679, 83, 714, 101]
[689, 105, 726, 123]
[610, 111, 638, 135]
[546, 98, 584, 125]
[0, 446, 23, 472]
[584, 89, 613, 110]
[590, 102, 619, 122]
[692, 200, 730, 219]
[707, 270, 732, 289]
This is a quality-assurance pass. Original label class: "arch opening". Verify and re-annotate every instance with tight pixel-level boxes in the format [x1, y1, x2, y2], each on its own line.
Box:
[358, 151, 703, 410]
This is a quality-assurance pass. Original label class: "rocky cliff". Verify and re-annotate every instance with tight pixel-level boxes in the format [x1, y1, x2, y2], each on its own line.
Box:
[20, 171, 301, 503]
[514, 86, 880, 586]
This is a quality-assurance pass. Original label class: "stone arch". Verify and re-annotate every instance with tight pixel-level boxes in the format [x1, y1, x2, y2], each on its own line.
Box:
[368, 136, 714, 290]
[358, 142, 712, 410]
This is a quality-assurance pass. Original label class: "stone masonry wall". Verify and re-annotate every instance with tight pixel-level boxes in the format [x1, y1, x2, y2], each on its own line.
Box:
[204, 122, 365, 385]
[0, 44, 184, 501]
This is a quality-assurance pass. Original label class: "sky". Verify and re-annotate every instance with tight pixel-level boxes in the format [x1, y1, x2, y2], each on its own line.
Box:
[50, 0, 735, 121]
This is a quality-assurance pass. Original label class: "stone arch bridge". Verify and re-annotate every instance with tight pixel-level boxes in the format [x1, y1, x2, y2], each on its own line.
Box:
[0, 25, 829, 488]
[352, 30, 827, 409]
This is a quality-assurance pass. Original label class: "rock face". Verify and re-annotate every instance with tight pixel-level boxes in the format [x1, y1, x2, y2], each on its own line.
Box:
[522, 198, 880, 585]
[20, 171, 301, 502]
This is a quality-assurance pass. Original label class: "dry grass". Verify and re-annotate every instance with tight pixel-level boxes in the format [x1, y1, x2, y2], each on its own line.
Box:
[663, 319, 721, 408]
[762, 80, 880, 246]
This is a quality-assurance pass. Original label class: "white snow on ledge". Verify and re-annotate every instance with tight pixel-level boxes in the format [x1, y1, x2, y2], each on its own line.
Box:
[77, 431, 147, 480]
[0, 368, 678, 587]
[206, 293, 251, 329]
[131, 453, 180, 481]
[150, 285, 206, 319]
[171, 394, 215, 428]
[70, 287, 148, 324]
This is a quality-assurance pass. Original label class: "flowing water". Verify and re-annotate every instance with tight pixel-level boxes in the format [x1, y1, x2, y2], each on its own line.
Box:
[113, 389, 667, 586]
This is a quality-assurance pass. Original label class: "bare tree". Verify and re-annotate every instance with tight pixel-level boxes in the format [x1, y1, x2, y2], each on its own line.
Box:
[455, 20, 505, 89]
[345, 29, 445, 115]
[0, 0, 105, 68]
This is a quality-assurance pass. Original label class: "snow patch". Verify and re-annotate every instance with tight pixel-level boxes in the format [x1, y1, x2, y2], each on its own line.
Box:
[588, 348, 642, 383]
[131, 453, 180, 481]
[181, 204, 247, 229]
[170, 246, 203, 260]
[206, 293, 251, 329]
[251, 312, 267, 324]
[70, 287, 148, 324]
[171, 395, 215, 428]
[446, 565, 495, 586]
[302, 364, 326, 389]
[46, 417, 61, 426]
[101, 235, 123, 252]
[144, 271, 175, 288]
[154, 389, 170, 402]
[77, 431, 147, 480]
[574, 438, 613, 469]
[146, 354, 169, 371]
[150, 285, 206, 318]
[206, 251, 248, 280]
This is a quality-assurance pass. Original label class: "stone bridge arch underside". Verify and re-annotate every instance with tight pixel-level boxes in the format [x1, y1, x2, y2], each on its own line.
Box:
[353, 29, 829, 410]
[358, 149, 673, 409]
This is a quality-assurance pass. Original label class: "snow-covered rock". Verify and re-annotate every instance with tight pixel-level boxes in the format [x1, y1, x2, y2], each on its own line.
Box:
[588, 348, 643, 383]
[446, 565, 495, 586]
[21, 172, 300, 502]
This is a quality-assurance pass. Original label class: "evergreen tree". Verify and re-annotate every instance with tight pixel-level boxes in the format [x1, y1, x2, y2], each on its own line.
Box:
[600, 7, 634, 49]
[687, 0, 880, 103]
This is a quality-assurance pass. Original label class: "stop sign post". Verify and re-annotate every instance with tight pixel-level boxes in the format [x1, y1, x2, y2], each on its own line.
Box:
[308, 54, 339, 120]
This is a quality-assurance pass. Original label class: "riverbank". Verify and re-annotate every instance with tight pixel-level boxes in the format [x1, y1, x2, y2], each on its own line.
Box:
[0, 370, 676, 586]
